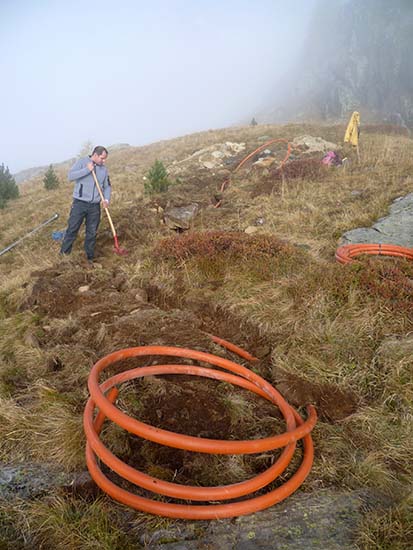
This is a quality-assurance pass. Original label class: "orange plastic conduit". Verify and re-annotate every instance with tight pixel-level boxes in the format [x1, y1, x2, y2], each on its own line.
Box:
[336, 243, 413, 264]
[208, 333, 259, 363]
[234, 138, 293, 173]
[214, 139, 294, 208]
[84, 344, 317, 519]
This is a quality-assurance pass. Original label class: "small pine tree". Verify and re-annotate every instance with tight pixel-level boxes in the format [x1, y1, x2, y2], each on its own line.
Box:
[0, 163, 19, 209]
[43, 165, 59, 190]
[250, 117, 258, 126]
[144, 160, 171, 195]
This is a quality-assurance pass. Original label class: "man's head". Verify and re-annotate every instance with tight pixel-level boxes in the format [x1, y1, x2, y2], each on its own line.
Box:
[91, 146, 108, 166]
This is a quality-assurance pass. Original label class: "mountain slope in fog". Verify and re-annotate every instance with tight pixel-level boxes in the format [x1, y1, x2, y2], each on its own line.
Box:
[261, 0, 413, 126]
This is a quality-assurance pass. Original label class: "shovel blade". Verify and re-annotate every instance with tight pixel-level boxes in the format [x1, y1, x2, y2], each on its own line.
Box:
[113, 235, 128, 255]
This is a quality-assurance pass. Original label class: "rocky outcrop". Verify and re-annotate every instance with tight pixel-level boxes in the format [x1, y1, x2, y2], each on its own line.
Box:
[340, 192, 413, 247]
[139, 489, 390, 550]
[261, 0, 413, 127]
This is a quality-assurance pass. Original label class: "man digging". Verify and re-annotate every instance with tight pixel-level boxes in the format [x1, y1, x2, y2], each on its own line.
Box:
[60, 145, 111, 264]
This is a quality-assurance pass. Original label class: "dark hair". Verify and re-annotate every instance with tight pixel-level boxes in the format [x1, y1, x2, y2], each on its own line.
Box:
[92, 146, 108, 156]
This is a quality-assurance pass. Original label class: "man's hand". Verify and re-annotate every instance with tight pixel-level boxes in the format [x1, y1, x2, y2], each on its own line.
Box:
[87, 162, 95, 172]
[102, 200, 109, 209]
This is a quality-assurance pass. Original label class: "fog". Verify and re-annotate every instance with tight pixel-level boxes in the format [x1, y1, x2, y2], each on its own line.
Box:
[0, 0, 318, 174]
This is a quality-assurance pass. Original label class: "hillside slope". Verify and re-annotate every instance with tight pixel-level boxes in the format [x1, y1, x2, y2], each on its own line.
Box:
[0, 123, 412, 548]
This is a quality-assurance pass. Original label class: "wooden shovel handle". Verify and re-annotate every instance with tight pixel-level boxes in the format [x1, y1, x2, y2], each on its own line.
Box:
[91, 169, 117, 238]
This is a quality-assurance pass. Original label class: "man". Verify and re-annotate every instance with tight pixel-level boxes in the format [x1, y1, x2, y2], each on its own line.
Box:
[60, 145, 111, 263]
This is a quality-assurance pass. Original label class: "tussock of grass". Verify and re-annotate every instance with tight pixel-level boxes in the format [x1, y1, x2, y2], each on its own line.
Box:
[0, 496, 137, 550]
[0, 389, 85, 469]
[374, 336, 413, 414]
[356, 493, 413, 550]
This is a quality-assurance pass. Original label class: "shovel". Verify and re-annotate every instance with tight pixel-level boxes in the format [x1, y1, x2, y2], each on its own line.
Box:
[91, 169, 127, 256]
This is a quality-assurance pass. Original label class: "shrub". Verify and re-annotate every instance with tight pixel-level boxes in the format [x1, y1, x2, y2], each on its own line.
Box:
[154, 230, 295, 261]
[144, 160, 171, 195]
[43, 165, 59, 190]
[358, 258, 413, 314]
[0, 164, 19, 208]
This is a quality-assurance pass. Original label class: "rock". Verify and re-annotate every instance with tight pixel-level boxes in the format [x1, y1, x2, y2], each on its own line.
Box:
[135, 288, 149, 302]
[253, 157, 275, 167]
[225, 141, 246, 154]
[217, 169, 231, 178]
[169, 142, 246, 175]
[0, 463, 82, 500]
[78, 285, 90, 293]
[340, 192, 413, 247]
[292, 135, 338, 154]
[164, 203, 199, 231]
[245, 226, 259, 234]
[201, 161, 216, 169]
[142, 489, 390, 550]
[211, 151, 225, 159]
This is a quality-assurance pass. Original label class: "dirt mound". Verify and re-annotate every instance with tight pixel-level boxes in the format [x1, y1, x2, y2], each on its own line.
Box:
[26, 264, 139, 322]
[277, 371, 359, 422]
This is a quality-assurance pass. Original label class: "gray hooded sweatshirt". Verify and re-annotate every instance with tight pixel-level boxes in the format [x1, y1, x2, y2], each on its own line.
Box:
[68, 156, 111, 204]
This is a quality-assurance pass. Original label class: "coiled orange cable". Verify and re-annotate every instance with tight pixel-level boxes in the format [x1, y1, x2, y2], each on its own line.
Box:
[84, 343, 316, 519]
[336, 243, 413, 264]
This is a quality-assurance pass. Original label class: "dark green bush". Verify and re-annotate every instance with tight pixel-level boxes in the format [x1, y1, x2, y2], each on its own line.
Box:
[144, 160, 171, 195]
[43, 164, 60, 190]
[0, 164, 19, 208]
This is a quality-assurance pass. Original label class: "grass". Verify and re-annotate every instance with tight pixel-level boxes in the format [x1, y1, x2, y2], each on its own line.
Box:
[0, 496, 139, 550]
[1, 123, 413, 547]
[356, 493, 413, 550]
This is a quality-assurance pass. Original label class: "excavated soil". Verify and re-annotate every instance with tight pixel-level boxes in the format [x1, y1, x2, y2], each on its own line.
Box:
[25, 260, 359, 442]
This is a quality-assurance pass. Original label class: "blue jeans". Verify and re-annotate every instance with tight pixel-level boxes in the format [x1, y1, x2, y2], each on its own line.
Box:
[60, 199, 101, 260]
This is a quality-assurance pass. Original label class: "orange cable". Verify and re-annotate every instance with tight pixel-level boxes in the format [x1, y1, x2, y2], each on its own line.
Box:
[336, 243, 413, 264]
[213, 139, 295, 208]
[84, 341, 317, 519]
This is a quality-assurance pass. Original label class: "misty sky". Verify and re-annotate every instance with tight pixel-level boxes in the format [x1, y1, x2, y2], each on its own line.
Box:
[1, 0, 318, 173]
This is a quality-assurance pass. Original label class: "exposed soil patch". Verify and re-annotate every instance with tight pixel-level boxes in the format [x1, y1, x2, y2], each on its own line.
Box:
[276, 370, 359, 422]
[134, 378, 234, 438]
[115, 202, 163, 244]
[27, 267, 95, 317]
[144, 281, 272, 366]
[25, 264, 146, 323]
[103, 375, 284, 487]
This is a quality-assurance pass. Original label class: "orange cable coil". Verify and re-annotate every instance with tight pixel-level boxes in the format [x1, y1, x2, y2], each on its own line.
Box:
[84, 344, 317, 519]
[336, 243, 413, 264]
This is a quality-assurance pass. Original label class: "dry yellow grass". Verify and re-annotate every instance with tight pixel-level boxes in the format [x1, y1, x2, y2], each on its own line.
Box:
[1, 123, 413, 547]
